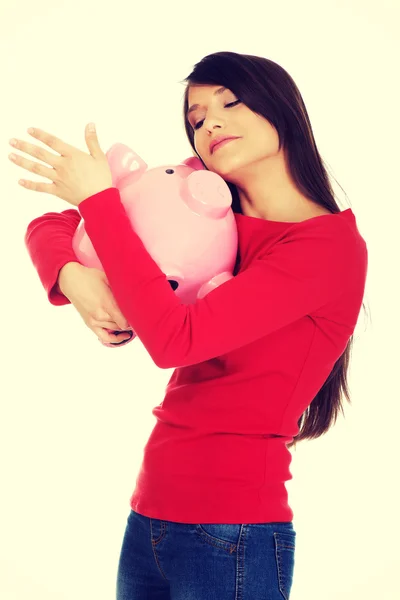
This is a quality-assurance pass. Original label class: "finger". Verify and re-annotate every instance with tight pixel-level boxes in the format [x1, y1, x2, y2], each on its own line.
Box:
[90, 310, 123, 328]
[17, 177, 57, 194]
[93, 325, 133, 344]
[91, 307, 131, 331]
[9, 137, 61, 168]
[91, 319, 127, 330]
[26, 127, 75, 157]
[111, 315, 132, 331]
[106, 301, 131, 330]
[92, 307, 113, 322]
[9, 152, 58, 182]
[85, 123, 104, 159]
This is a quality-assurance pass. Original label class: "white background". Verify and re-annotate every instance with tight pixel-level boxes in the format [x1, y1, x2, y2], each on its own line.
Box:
[1, 1, 399, 598]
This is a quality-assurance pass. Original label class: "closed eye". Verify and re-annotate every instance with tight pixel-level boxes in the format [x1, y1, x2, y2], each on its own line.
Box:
[193, 100, 241, 131]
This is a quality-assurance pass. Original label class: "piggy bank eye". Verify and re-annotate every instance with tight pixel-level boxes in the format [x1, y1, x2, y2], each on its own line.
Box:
[168, 280, 179, 291]
[165, 169, 174, 174]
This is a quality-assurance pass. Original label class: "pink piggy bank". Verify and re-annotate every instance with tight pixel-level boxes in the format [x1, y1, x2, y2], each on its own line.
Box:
[72, 143, 238, 348]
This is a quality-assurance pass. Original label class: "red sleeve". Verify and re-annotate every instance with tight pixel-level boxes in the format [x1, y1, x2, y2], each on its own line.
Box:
[24, 208, 82, 306]
[78, 187, 358, 369]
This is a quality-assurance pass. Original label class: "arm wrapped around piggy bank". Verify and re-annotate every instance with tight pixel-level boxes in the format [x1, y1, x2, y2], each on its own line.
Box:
[72, 144, 238, 348]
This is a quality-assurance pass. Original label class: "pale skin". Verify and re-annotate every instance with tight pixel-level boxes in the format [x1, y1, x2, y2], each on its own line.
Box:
[186, 84, 331, 222]
[8, 124, 132, 344]
[7, 124, 112, 206]
[9, 87, 330, 344]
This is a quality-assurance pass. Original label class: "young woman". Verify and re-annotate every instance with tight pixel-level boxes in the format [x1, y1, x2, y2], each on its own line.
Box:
[22, 51, 368, 599]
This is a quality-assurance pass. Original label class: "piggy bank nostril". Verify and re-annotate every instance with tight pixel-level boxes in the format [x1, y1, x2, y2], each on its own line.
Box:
[168, 279, 179, 291]
[165, 169, 174, 174]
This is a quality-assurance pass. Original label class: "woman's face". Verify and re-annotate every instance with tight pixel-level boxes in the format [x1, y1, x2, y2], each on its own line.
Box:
[186, 84, 280, 181]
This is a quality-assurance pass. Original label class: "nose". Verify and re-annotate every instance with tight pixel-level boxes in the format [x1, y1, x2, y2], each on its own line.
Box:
[203, 111, 225, 131]
[205, 119, 223, 131]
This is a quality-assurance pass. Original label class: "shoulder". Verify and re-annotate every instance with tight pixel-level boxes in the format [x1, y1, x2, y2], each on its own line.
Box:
[260, 212, 367, 286]
[283, 209, 364, 248]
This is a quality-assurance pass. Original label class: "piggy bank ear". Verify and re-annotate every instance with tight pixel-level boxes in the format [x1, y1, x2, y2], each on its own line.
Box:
[105, 143, 147, 187]
[181, 156, 206, 170]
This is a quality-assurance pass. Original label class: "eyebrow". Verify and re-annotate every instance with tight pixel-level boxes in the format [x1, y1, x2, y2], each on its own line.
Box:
[186, 86, 228, 118]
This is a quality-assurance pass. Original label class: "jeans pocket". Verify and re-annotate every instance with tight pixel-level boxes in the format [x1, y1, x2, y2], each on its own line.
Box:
[274, 530, 296, 599]
[195, 523, 244, 553]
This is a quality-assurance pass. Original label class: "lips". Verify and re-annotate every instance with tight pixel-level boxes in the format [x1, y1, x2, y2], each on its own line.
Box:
[210, 136, 240, 154]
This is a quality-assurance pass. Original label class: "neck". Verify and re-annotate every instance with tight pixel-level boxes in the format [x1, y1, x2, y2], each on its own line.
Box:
[230, 149, 319, 221]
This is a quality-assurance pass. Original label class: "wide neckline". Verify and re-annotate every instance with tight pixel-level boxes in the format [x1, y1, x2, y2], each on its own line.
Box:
[234, 208, 354, 226]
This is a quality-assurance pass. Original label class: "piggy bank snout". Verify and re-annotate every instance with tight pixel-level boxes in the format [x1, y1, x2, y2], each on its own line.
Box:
[182, 171, 232, 218]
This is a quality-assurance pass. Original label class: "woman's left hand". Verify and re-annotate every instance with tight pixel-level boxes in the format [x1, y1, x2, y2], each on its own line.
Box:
[8, 123, 113, 207]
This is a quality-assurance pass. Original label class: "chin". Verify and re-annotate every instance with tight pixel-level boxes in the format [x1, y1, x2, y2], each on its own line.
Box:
[214, 157, 247, 180]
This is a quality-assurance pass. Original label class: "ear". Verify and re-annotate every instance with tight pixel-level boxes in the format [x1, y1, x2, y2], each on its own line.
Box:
[181, 156, 206, 170]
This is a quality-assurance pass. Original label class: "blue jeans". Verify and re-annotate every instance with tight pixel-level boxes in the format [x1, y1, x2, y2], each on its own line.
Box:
[116, 508, 296, 599]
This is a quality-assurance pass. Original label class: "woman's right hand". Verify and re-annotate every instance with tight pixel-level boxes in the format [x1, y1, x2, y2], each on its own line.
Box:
[58, 262, 134, 346]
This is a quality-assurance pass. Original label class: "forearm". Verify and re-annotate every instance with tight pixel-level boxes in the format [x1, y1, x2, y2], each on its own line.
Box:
[57, 261, 83, 295]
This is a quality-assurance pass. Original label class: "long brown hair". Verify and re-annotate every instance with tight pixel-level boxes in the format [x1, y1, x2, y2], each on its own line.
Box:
[180, 51, 370, 450]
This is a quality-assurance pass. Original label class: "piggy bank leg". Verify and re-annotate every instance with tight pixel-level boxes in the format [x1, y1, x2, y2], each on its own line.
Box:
[102, 329, 137, 348]
[197, 272, 234, 299]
